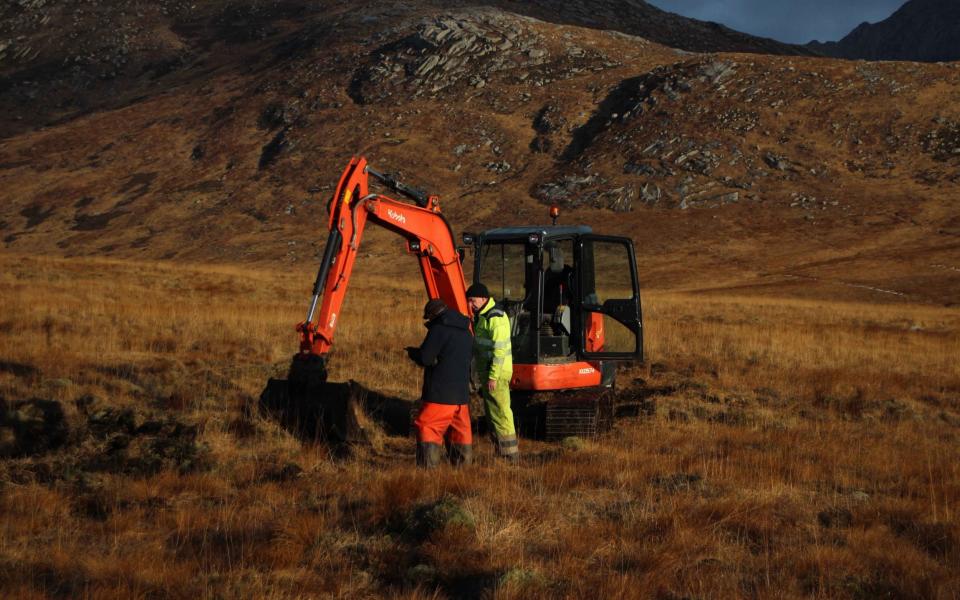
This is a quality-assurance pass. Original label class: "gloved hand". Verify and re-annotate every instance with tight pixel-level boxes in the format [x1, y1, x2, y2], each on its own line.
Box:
[405, 346, 421, 364]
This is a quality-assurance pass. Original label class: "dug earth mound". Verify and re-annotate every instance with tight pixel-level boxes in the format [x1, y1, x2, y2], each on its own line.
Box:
[0, 395, 206, 482]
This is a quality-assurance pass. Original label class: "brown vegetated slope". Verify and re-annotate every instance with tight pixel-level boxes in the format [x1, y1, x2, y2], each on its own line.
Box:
[1, 254, 957, 598]
[0, 1, 957, 303]
[0, 4, 959, 597]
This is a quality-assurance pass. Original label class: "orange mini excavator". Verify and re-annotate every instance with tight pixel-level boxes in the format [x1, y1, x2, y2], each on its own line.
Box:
[286, 156, 643, 440]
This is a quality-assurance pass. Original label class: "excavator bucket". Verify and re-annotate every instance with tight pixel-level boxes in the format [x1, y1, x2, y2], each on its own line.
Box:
[280, 354, 367, 444]
[287, 353, 328, 395]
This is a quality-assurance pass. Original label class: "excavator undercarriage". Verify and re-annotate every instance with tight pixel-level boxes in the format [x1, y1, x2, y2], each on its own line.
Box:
[513, 388, 616, 441]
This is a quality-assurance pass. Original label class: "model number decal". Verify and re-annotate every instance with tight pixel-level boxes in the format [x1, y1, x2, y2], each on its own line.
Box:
[578, 367, 595, 375]
[387, 209, 406, 224]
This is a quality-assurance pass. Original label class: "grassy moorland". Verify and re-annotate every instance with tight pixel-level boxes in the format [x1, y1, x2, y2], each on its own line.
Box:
[0, 252, 958, 599]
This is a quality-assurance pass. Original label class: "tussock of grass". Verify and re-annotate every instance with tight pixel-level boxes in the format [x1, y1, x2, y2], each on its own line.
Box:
[0, 253, 957, 598]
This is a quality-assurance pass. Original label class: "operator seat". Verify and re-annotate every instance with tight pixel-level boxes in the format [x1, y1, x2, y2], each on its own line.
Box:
[541, 243, 573, 353]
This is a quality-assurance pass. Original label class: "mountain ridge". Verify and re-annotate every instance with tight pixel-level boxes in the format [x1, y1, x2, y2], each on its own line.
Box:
[808, 0, 960, 62]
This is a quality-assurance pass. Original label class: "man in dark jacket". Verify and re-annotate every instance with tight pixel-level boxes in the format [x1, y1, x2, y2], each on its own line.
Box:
[406, 298, 474, 468]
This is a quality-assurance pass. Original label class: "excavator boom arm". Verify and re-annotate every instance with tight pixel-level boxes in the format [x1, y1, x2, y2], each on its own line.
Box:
[297, 157, 469, 357]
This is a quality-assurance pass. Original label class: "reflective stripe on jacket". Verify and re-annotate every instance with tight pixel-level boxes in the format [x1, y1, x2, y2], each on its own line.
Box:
[473, 297, 512, 381]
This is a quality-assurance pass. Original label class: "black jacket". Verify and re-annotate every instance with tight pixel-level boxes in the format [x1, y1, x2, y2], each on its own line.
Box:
[408, 310, 473, 405]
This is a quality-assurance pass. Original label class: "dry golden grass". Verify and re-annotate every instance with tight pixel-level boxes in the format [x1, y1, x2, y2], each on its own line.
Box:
[0, 252, 958, 599]
[645, 292, 960, 406]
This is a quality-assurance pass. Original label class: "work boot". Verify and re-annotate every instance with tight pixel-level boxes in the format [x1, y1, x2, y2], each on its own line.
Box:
[493, 433, 520, 462]
[416, 442, 443, 469]
[448, 443, 473, 467]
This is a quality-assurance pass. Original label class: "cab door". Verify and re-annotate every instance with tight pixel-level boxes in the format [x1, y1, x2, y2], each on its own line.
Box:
[575, 235, 643, 361]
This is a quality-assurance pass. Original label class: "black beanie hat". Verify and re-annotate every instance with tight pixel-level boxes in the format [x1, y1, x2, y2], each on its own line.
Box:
[465, 282, 490, 299]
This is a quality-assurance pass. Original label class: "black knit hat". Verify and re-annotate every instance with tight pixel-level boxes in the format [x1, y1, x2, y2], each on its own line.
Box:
[465, 282, 490, 299]
[423, 298, 447, 320]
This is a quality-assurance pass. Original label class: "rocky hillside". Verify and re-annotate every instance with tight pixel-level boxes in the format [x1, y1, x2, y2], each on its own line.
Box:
[808, 0, 960, 62]
[0, 0, 808, 139]
[0, 0, 959, 303]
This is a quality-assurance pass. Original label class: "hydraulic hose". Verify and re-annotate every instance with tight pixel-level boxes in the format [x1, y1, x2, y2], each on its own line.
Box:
[305, 228, 343, 323]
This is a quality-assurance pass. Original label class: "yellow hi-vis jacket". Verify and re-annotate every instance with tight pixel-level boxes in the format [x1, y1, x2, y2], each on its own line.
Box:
[473, 298, 513, 382]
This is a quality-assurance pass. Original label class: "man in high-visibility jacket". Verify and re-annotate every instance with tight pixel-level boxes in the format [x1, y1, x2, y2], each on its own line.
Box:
[466, 282, 519, 461]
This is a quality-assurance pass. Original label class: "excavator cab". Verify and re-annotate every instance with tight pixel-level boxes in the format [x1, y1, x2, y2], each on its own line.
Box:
[465, 226, 643, 394]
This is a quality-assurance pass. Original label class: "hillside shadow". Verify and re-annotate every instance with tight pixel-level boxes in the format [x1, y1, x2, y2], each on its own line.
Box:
[560, 73, 658, 161]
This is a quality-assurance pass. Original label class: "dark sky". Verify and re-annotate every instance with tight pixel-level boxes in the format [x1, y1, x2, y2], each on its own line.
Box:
[646, 0, 907, 44]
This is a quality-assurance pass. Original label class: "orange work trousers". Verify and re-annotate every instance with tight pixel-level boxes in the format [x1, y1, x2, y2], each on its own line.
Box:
[414, 402, 472, 445]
